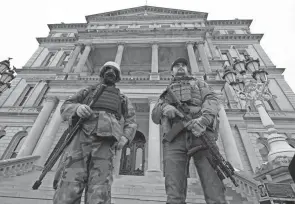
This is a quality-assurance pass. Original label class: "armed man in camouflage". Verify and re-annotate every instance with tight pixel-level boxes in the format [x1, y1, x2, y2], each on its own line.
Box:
[53, 61, 137, 204]
[152, 58, 226, 204]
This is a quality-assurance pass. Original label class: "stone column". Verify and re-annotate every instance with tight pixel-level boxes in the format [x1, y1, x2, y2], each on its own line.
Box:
[33, 100, 64, 167]
[196, 41, 212, 73]
[186, 42, 199, 74]
[150, 43, 160, 80]
[255, 100, 295, 161]
[218, 104, 244, 170]
[146, 98, 162, 176]
[205, 32, 219, 60]
[74, 44, 92, 74]
[17, 96, 58, 158]
[63, 44, 82, 73]
[115, 42, 125, 66]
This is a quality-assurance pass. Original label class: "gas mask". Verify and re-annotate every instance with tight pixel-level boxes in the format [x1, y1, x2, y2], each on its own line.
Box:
[103, 67, 117, 85]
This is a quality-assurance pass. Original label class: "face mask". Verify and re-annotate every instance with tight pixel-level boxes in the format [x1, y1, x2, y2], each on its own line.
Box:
[103, 68, 117, 85]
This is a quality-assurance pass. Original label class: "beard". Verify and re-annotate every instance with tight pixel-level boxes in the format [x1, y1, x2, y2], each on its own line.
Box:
[103, 72, 117, 85]
[175, 68, 187, 76]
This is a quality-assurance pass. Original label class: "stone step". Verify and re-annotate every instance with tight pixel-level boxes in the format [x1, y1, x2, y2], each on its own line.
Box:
[0, 171, 257, 204]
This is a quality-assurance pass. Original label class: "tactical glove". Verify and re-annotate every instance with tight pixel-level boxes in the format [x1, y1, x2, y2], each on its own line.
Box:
[162, 104, 184, 119]
[116, 136, 129, 150]
[76, 104, 93, 118]
[187, 118, 206, 137]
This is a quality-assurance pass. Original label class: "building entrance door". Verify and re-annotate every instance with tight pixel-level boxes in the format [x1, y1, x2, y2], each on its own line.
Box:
[119, 131, 146, 176]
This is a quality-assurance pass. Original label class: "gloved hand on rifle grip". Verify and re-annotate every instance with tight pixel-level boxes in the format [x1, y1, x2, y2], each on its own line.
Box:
[162, 104, 184, 119]
[116, 136, 128, 150]
[76, 104, 93, 118]
[187, 118, 206, 137]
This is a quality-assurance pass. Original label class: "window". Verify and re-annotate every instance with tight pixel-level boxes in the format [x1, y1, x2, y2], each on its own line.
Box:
[238, 50, 248, 60]
[221, 51, 231, 67]
[1, 132, 28, 160]
[59, 52, 70, 68]
[10, 137, 26, 158]
[37, 87, 49, 106]
[18, 86, 34, 107]
[42, 52, 55, 67]
[264, 100, 275, 111]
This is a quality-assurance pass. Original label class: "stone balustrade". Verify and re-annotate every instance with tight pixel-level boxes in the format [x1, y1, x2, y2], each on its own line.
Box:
[0, 155, 40, 179]
[224, 172, 260, 203]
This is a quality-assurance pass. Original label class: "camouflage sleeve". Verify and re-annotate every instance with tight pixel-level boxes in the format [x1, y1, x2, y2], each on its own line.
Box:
[197, 80, 220, 126]
[60, 86, 91, 124]
[122, 95, 137, 143]
[151, 98, 167, 125]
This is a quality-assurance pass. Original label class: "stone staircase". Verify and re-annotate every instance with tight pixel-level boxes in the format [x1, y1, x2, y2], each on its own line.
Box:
[0, 156, 260, 204]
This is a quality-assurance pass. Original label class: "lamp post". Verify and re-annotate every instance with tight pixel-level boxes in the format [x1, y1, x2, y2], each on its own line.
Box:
[222, 55, 295, 162]
[0, 58, 17, 95]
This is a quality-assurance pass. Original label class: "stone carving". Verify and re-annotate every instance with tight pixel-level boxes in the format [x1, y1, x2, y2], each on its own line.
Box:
[255, 156, 292, 175]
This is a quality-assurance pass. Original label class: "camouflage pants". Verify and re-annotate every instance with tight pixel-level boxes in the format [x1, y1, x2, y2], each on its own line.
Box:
[163, 131, 226, 204]
[53, 130, 117, 204]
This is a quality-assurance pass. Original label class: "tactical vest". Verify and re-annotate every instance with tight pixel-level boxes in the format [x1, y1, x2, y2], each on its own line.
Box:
[91, 86, 122, 119]
[165, 79, 203, 107]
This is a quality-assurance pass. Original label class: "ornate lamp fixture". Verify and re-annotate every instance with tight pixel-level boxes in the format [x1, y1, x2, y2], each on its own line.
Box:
[0, 58, 17, 95]
[222, 55, 295, 163]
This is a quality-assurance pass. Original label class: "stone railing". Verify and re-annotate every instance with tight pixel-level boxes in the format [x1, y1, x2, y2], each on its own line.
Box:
[0, 155, 40, 179]
[224, 172, 260, 203]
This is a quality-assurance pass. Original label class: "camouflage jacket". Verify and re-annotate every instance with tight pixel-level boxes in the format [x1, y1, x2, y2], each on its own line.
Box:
[60, 83, 137, 142]
[152, 77, 220, 137]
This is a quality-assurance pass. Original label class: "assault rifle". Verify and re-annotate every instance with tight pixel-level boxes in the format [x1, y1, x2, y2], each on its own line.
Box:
[32, 84, 107, 190]
[165, 86, 239, 187]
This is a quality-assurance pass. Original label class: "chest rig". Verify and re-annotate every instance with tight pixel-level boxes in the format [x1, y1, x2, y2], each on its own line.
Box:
[91, 86, 122, 119]
[169, 80, 192, 103]
[163, 77, 203, 108]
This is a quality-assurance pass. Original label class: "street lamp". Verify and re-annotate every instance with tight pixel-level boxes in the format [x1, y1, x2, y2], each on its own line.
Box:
[0, 58, 17, 95]
[222, 55, 295, 162]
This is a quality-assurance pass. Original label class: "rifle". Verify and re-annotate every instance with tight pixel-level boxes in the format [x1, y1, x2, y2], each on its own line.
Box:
[32, 84, 107, 190]
[165, 86, 239, 187]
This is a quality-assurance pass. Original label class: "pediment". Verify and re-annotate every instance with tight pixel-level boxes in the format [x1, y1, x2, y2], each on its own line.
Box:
[86, 6, 207, 21]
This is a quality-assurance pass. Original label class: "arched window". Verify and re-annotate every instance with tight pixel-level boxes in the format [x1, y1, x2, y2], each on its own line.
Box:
[10, 136, 26, 158]
[120, 131, 146, 176]
[1, 131, 28, 160]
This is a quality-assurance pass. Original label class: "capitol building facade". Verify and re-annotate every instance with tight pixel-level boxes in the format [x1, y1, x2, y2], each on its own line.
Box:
[0, 5, 295, 204]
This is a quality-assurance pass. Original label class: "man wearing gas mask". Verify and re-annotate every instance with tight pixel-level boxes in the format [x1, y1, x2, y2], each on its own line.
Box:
[152, 58, 227, 204]
[53, 61, 137, 204]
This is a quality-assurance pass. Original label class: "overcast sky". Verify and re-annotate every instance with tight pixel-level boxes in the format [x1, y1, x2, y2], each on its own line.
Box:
[0, 0, 294, 92]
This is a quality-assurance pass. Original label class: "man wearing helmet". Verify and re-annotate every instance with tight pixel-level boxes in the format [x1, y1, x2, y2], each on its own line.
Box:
[53, 61, 137, 204]
[152, 58, 227, 204]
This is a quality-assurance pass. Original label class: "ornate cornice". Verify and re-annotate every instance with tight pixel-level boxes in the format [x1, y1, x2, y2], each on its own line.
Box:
[84, 27, 208, 34]
[206, 19, 253, 27]
[212, 34, 263, 42]
[36, 37, 78, 44]
[87, 14, 206, 22]
[48, 23, 87, 30]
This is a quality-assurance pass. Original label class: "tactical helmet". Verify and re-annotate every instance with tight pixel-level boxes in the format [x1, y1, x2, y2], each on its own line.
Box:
[171, 58, 189, 70]
[99, 61, 121, 82]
